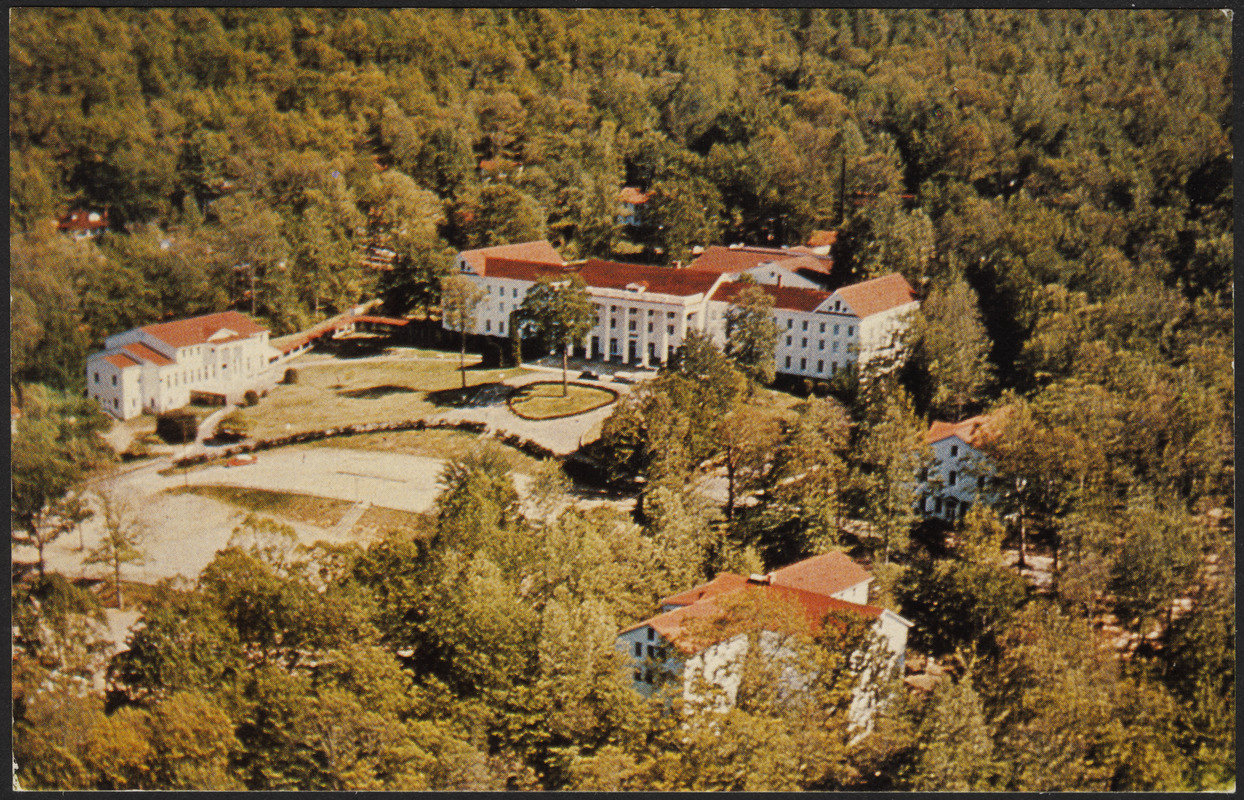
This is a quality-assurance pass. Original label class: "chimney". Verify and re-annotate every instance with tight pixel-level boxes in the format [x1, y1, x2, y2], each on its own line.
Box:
[673, 260, 682, 269]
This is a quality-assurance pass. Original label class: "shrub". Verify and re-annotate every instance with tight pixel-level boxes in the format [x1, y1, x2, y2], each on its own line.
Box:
[243, 390, 259, 407]
[215, 411, 251, 442]
[283, 368, 299, 384]
[156, 410, 198, 444]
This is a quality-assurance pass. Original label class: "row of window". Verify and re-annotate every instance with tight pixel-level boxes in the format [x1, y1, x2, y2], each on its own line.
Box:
[783, 335, 850, 352]
[485, 285, 522, 298]
[783, 356, 843, 375]
[784, 318, 853, 336]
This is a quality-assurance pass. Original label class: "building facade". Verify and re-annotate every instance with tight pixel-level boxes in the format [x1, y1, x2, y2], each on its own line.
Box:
[86, 311, 281, 420]
[918, 414, 998, 522]
[616, 552, 912, 732]
[451, 241, 919, 378]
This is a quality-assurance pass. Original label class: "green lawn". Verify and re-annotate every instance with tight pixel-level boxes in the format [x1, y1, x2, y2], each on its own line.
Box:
[350, 505, 433, 542]
[284, 428, 543, 475]
[238, 352, 530, 439]
[508, 381, 617, 420]
[167, 485, 355, 528]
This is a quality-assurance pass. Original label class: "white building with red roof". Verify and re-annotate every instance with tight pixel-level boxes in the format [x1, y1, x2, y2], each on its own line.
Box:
[687, 244, 837, 290]
[919, 413, 999, 522]
[85, 311, 280, 419]
[617, 551, 911, 731]
[449, 242, 919, 377]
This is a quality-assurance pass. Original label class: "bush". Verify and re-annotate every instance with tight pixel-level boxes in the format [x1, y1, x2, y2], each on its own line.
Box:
[283, 368, 299, 384]
[243, 390, 259, 407]
[156, 410, 198, 444]
[214, 411, 251, 442]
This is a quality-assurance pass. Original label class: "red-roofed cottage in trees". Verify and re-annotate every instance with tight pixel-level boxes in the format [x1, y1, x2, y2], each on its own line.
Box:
[918, 413, 1001, 522]
[447, 241, 918, 378]
[86, 311, 280, 419]
[617, 552, 911, 732]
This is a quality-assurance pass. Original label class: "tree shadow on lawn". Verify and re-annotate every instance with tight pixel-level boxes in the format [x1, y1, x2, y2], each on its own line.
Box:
[337, 384, 419, 400]
[423, 381, 515, 409]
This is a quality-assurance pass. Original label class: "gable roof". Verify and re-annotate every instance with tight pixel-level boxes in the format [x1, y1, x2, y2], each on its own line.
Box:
[103, 352, 141, 369]
[140, 311, 268, 349]
[711, 280, 832, 313]
[660, 574, 750, 608]
[481, 257, 576, 282]
[769, 551, 873, 598]
[806, 229, 838, 248]
[122, 341, 174, 367]
[623, 582, 883, 655]
[687, 245, 834, 276]
[926, 413, 997, 448]
[833, 273, 917, 318]
[578, 259, 723, 297]
[460, 241, 564, 274]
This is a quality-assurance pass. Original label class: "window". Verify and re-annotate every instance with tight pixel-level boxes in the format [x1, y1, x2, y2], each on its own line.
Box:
[833, 342, 839, 352]
[647, 628, 655, 641]
[634, 642, 643, 657]
[512, 288, 518, 298]
[834, 300, 841, 311]
[647, 645, 656, 659]
[833, 324, 840, 335]
[499, 321, 505, 334]
[628, 320, 637, 332]
[847, 326, 854, 336]
[817, 360, 824, 372]
[498, 303, 504, 313]
[919, 467, 929, 481]
[802, 320, 808, 331]
[819, 340, 825, 350]
[819, 322, 826, 333]
[112, 375, 117, 386]
[610, 319, 617, 329]
[951, 445, 959, 457]
[667, 325, 675, 335]
[787, 319, 793, 329]
[801, 337, 807, 347]
[648, 309, 654, 317]
[934, 497, 943, 514]
[113, 398, 118, 408]
[648, 323, 654, 333]
[800, 358, 807, 370]
[667, 311, 675, 319]
[948, 470, 957, 487]
[485, 320, 492, 332]
[784, 356, 792, 368]
[831, 362, 838, 375]
[785, 336, 792, 346]
[634, 669, 643, 681]
[610, 305, 617, 313]
[94, 373, 99, 384]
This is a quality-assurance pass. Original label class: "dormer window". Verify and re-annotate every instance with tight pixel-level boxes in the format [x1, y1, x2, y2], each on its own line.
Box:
[625, 282, 646, 293]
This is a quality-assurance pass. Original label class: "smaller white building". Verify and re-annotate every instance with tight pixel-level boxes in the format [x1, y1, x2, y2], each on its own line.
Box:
[86, 311, 280, 420]
[617, 552, 912, 733]
[918, 414, 998, 522]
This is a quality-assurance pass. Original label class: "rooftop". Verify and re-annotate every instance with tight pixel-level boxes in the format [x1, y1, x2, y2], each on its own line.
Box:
[711, 280, 831, 313]
[58, 209, 109, 232]
[103, 352, 142, 369]
[578, 259, 723, 297]
[122, 341, 174, 367]
[140, 311, 268, 349]
[769, 551, 873, 598]
[833, 273, 917, 318]
[686, 244, 835, 276]
[460, 240, 564, 274]
[926, 412, 998, 448]
[619, 186, 653, 205]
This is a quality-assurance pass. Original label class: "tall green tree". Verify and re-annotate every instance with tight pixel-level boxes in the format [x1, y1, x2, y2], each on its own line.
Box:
[852, 388, 928, 563]
[725, 282, 779, 387]
[440, 274, 485, 389]
[913, 277, 994, 420]
[517, 273, 594, 395]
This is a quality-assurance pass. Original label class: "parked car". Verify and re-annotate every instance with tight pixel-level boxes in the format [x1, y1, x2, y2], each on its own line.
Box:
[579, 370, 600, 381]
[226, 454, 258, 467]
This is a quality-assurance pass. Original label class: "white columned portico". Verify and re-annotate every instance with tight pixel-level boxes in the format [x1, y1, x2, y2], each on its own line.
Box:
[640, 305, 651, 368]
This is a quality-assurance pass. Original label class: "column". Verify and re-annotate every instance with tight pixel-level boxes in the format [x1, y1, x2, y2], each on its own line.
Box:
[640, 306, 651, 368]
[660, 310, 671, 365]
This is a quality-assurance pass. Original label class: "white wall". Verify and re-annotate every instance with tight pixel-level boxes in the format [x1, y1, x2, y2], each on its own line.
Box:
[918, 436, 994, 522]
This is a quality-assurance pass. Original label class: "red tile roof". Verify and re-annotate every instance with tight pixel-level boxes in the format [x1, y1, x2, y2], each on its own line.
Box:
[776, 254, 835, 277]
[660, 574, 750, 608]
[711, 280, 831, 313]
[686, 245, 834, 275]
[481, 257, 576, 282]
[619, 186, 652, 205]
[460, 241, 564, 274]
[122, 342, 174, 367]
[926, 413, 997, 448]
[141, 312, 268, 349]
[58, 209, 109, 232]
[623, 582, 883, 655]
[104, 352, 142, 369]
[834, 273, 917, 318]
[578, 259, 722, 296]
[352, 315, 409, 326]
[769, 551, 873, 598]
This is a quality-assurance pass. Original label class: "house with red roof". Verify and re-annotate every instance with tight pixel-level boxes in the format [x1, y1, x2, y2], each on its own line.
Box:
[617, 551, 911, 731]
[449, 241, 918, 377]
[618, 186, 652, 227]
[85, 311, 279, 420]
[919, 413, 1000, 522]
[57, 209, 110, 240]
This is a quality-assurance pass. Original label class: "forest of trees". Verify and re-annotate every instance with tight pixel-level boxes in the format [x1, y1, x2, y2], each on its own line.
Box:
[9, 7, 1233, 791]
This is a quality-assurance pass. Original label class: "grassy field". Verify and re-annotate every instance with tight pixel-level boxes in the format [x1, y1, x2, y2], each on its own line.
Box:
[167, 485, 355, 528]
[238, 352, 530, 439]
[350, 505, 431, 542]
[284, 427, 543, 475]
[508, 381, 617, 420]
